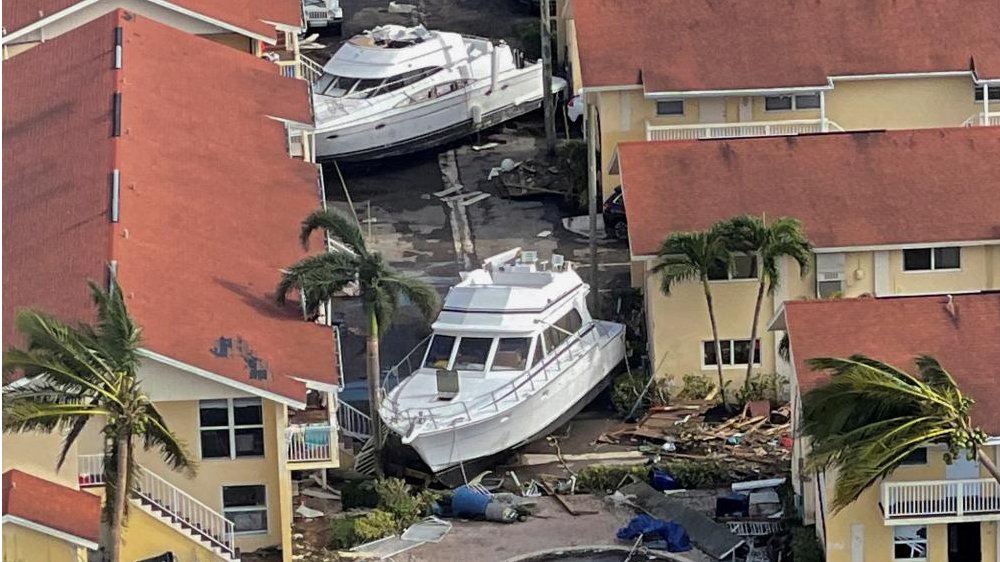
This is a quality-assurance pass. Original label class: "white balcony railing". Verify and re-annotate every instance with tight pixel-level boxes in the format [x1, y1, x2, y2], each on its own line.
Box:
[645, 119, 843, 142]
[881, 478, 1000, 521]
[286, 424, 335, 462]
[963, 112, 1000, 127]
[274, 56, 323, 84]
[77, 454, 236, 558]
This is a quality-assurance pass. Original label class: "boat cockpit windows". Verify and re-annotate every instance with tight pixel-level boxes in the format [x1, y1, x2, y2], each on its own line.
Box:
[452, 337, 493, 371]
[532, 335, 544, 367]
[320, 67, 444, 99]
[543, 309, 583, 352]
[491, 337, 532, 371]
[423, 334, 456, 369]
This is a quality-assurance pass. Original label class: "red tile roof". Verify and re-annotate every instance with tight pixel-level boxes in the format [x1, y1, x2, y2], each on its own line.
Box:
[2, 0, 301, 40]
[618, 128, 1000, 257]
[2, 470, 101, 545]
[572, 0, 1000, 91]
[782, 293, 1000, 435]
[3, 11, 334, 403]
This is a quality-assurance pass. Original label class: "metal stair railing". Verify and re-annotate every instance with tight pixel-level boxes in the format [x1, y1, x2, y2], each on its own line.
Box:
[337, 398, 372, 440]
[77, 454, 236, 559]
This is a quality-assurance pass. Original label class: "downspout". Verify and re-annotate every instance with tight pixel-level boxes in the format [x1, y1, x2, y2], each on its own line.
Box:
[984, 84, 990, 125]
[819, 90, 828, 132]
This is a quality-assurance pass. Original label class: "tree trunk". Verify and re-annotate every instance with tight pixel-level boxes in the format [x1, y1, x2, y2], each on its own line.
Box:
[744, 281, 766, 391]
[366, 311, 384, 476]
[108, 433, 129, 562]
[978, 447, 1000, 484]
[702, 279, 728, 407]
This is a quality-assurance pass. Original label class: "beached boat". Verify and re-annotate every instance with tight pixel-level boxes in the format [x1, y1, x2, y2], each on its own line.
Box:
[378, 249, 626, 474]
[312, 25, 567, 161]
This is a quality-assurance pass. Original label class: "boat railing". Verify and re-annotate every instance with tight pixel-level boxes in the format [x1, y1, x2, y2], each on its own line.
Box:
[380, 323, 603, 431]
[381, 335, 432, 393]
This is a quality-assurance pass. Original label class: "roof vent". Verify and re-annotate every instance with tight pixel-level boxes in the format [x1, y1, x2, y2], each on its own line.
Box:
[111, 92, 122, 137]
[113, 27, 122, 69]
[109, 169, 120, 222]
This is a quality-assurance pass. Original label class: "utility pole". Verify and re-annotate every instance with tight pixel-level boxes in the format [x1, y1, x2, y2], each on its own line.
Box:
[540, 0, 556, 155]
[586, 101, 599, 313]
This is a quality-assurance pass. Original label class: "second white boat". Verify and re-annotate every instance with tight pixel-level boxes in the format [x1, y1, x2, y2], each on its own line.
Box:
[312, 25, 567, 161]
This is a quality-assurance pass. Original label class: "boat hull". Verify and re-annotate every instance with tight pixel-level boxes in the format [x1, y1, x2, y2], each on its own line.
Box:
[390, 323, 626, 474]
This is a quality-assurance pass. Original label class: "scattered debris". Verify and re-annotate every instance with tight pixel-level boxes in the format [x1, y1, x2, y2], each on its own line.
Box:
[387, 1, 417, 14]
[296, 503, 325, 519]
[400, 517, 452, 543]
[471, 142, 500, 151]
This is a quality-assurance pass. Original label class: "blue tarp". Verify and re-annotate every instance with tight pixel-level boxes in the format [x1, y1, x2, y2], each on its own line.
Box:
[616, 514, 692, 553]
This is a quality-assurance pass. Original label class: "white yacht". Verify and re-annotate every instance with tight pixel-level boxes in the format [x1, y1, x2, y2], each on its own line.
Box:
[378, 249, 626, 474]
[312, 25, 567, 161]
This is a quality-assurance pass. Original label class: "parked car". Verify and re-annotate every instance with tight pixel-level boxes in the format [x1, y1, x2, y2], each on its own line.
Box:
[603, 186, 628, 240]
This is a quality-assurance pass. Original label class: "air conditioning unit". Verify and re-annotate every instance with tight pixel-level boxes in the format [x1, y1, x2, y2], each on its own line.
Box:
[817, 271, 843, 282]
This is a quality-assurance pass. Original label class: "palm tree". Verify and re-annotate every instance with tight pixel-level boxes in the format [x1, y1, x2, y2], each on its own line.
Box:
[3, 281, 193, 562]
[275, 208, 438, 466]
[653, 228, 733, 406]
[800, 354, 1000, 512]
[718, 215, 812, 391]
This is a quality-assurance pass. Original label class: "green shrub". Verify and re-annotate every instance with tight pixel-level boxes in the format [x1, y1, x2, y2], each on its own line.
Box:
[610, 371, 668, 418]
[791, 526, 824, 562]
[353, 510, 399, 543]
[577, 464, 650, 493]
[677, 373, 714, 400]
[374, 477, 439, 529]
[734, 372, 788, 407]
[577, 460, 731, 493]
[328, 517, 359, 549]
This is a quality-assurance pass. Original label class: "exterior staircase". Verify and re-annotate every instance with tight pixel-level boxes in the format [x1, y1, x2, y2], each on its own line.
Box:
[335, 396, 381, 475]
[78, 455, 238, 560]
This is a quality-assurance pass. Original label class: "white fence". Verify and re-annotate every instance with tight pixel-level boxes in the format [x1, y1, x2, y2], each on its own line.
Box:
[882, 478, 1000, 519]
[286, 425, 335, 462]
[645, 119, 842, 142]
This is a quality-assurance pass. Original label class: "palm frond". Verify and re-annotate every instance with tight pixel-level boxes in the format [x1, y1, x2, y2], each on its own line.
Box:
[652, 230, 731, 295]
[275, 252, 358, 314]
[300, 208, 366, 254]
[142, 403, 196, 476]
[383, 273, 439, 322]
[87, 280, 143, 374]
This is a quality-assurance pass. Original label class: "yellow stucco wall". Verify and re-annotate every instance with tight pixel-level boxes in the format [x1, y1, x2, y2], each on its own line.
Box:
[120, 505, 224, 562]
[2, 431, 79, 489]
[821, 446, 1000, 562]
[826, 77, 990, 131]
[77, 400, 289, 555]
[887, 246, 997, 295]
[2, 525, 87, 562]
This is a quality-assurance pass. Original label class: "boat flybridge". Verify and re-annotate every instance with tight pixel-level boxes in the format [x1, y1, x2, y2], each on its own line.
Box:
[378, 249, 626, 475]
[312, 25, 568, 161]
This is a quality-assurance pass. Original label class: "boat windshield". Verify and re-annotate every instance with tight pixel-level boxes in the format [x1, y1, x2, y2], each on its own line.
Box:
[315, 67, 442, 99]
[423, 334, 455, 369]
[492, 337, 531, 371]
[452, 337, 492, 372]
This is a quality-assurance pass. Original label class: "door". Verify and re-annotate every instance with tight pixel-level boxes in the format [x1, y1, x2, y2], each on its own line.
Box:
[698, 97, 726, 123]
[851, 524, 864, 562]
[739, 96, 753, 122]
[948, 522, 981, 562]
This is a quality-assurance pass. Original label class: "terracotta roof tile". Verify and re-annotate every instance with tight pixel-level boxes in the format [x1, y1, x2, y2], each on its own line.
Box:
[2, 469, 101, 545]
[618, 128, 1000, 257]
[573, 0, 1000, 91]
[783, 293, 1000, 435]
[3, 11, 334, 402]
[2, 0, 300, 40]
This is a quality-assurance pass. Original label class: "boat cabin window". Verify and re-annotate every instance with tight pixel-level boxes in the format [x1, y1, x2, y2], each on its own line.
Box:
[543, 309, 583, 352]
[423, 334, 456, 369]
[452, 337, 492, 371]
[492, 337, 532, 371]
[317, 67, 442, 99]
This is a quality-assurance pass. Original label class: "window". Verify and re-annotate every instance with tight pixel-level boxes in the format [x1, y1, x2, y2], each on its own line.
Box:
[815, 253, 844, 298]
[452, 337, 493, 371]
[655, 100, 684, 116]
[708, 255, 758, 281]
[223, 485, 267, 534]
[974, 86, 1000, 102]
[900, 448, 927, 465]
[893, 525, 927, 560]
[199, 398, 264, 459]
[817, 280, 843, 298]
[765, 94, 820, 111]
[544, 309, 584, 351]
[491, 337, 532, 371]
[903, 247, 961, 271]
[423, 335, 456, 369]
[703, 339, 761, 367]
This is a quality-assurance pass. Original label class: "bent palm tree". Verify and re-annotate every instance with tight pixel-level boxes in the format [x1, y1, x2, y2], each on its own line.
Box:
[275, 208, 438, 467]
[3, 281, 193, 562]
[653, 228, 733, 406]
[719, 215, 812, 390]
[801, 354, 1000, 512]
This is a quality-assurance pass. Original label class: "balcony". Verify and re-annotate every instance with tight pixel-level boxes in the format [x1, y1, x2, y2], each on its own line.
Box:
[881, 479, 1000, 525]
[645, 118, 843, 142]
[963, 112, 1000, 127]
